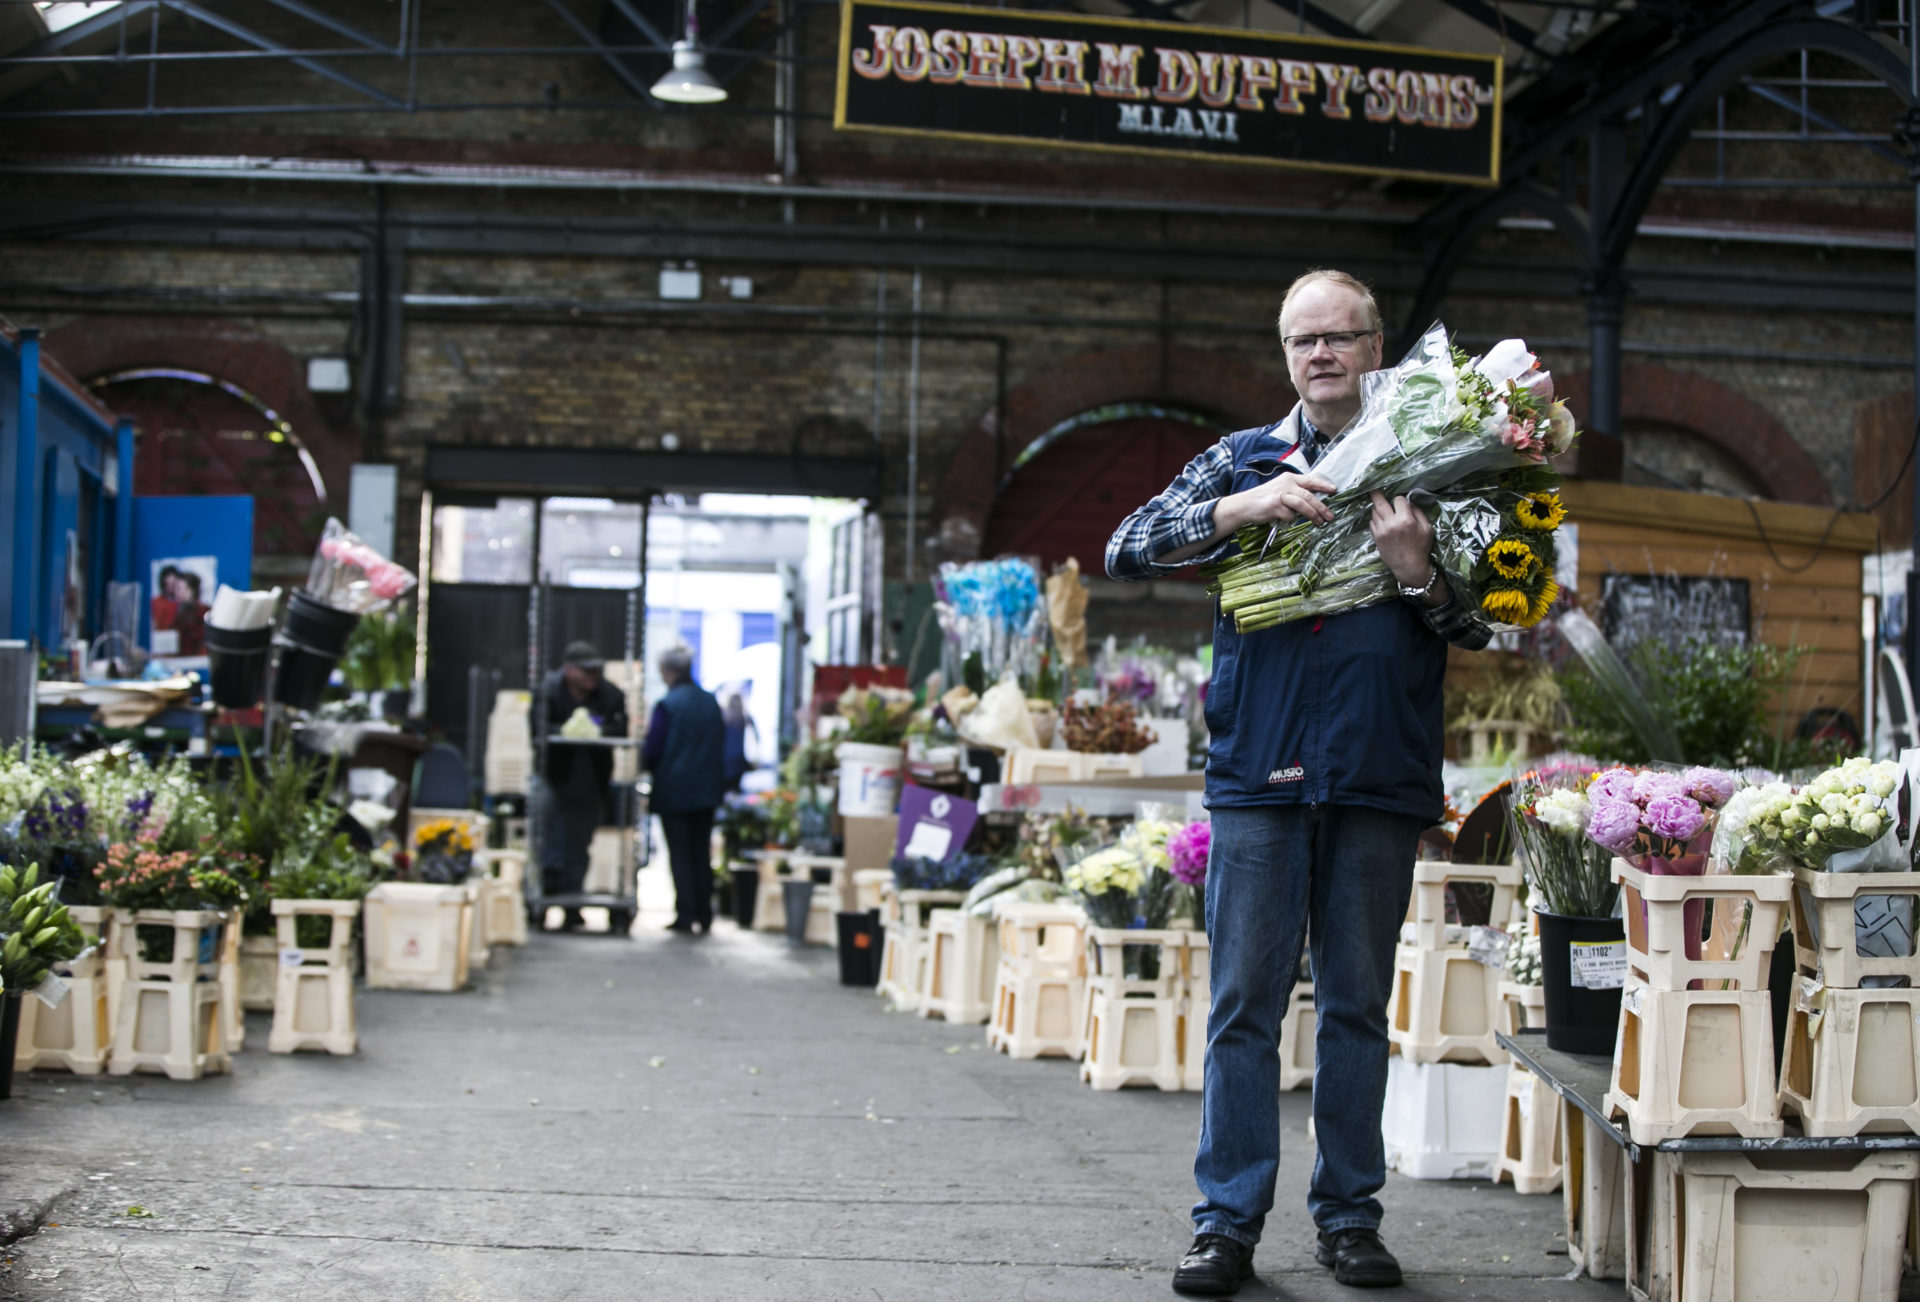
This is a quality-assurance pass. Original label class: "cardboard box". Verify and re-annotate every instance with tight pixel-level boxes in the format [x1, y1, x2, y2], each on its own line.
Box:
[844, 815, 900, 872]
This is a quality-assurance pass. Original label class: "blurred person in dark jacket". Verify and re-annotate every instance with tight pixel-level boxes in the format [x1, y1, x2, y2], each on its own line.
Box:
[642, 644, 726, 934]
[722, 692, 758, 793]
[536, 640, 629, 930]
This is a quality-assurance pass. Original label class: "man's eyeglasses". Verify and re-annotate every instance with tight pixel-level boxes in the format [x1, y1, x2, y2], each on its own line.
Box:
[1281, 330, 1377, 356]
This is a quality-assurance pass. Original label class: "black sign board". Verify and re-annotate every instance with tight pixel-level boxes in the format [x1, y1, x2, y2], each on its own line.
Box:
[835, 0, 1502, 186]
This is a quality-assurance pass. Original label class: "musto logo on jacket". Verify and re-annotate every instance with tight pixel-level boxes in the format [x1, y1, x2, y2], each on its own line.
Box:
[1266, 765, 1306, 785]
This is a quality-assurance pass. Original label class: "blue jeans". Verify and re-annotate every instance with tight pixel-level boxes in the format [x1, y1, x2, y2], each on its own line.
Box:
[1193, 804, 1421, 1245]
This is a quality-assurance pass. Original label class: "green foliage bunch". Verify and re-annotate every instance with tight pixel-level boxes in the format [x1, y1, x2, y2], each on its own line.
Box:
[0, 863, 88, 993]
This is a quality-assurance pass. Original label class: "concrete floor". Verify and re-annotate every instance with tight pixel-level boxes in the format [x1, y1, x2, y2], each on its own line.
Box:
[1, 862, 1621, 1301]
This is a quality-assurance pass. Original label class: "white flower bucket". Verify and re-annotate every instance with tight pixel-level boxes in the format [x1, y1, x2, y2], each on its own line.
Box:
[836, 742, 902, 817]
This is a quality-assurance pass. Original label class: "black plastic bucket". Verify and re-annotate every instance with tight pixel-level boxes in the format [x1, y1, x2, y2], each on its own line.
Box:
[0, 993, 21, 1100]
[204, 623, 270, 710]
[272, 592, 360, 710]
[283, 590, 360, 656]
[1537, 910, 1627, 1056]
[781, 878, 815, 943]
[837, 909, 883, 986]
[732, 867, 760, 929]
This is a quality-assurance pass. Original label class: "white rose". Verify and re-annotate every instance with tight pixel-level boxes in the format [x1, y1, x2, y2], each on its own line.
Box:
[1858, 811, 1885, 840]
[1821, 793, 1847, 816]
[1813, 814, 1831, 832]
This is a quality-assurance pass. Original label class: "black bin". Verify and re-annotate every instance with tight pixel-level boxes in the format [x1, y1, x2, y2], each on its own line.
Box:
[836, 909, 884, 986]
[205, 624, 271, 709]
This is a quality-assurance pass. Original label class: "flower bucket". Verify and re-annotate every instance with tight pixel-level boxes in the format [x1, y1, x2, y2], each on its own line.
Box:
[781, 879, 816, 942]
[1536, 910, 1625, 1056]
[836, 910, 883, 986]
[205, 623, 271, 710]
[0, 993, 21, 1100]
[732, 866, 760, 929]
[835, 742, 901, 817]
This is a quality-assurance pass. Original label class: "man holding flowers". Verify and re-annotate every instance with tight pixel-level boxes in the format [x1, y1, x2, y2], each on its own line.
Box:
[1108, 270, 1490, 1295]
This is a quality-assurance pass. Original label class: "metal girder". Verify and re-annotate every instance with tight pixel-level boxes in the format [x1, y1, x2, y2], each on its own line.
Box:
[543, 0, 659, 102]
[1394, 183, 1590, 349]
[1742, 79, 1906, 166]
[1428, 0, 1554, 63]
[257, 0, 396, 54]
[161, 0, 403, 107]
[425, 446, 884, 499]
[603, 0, 673, 51]
[2, 0, 159, 58]
[1431, 0, 1788, 234]
[1596, 16, 1913, 271]
[707, 0, 777, 52]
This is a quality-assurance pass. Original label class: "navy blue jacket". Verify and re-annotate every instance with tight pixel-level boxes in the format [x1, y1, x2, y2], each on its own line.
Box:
[1110, 416, 1481, 825]
[643, 681, 727, 813]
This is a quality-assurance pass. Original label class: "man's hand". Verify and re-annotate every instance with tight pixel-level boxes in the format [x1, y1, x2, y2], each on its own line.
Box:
[1368, 491, 1435, 589]
[1230, 472, 1336, 528]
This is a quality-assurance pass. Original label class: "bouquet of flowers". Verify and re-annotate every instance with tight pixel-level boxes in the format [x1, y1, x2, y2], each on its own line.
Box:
[1205, 325, 1576, 633]
[1168, 818, 1209, 911]
[306, 517, 417, 615]
[1749, 757, 1911, 967]
[1767, 757, 1902, 870]
[0, 863, 89, 995]
[1503, 931, 1543, 987]
[1063, 825, 1180, 979]
[891, 851, 993, 893]
[412, 818, 475, 885]
[1583, 766, 1738, 875]
[1710, 781, 1799, 875]
[935, 557, 1046, 691]
[1507, 770, 1618, 919]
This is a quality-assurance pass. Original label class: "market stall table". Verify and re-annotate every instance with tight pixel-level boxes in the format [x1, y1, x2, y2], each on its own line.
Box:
[1497, 1029, 1920, 1300]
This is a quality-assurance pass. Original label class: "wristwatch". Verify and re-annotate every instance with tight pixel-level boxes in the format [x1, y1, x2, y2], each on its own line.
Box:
[1398, 565, 1439, 602]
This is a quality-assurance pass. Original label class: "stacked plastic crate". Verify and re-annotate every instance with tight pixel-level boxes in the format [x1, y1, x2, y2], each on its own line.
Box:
[1381, 860, 1521, 1180]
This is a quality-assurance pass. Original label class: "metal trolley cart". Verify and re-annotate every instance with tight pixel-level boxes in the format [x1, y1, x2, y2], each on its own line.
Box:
[525, 736, 648, 933]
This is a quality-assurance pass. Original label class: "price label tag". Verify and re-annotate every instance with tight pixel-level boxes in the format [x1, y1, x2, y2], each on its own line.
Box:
[1568, 940, 1626, 990]
[32, 971, 69, 1009]
[1467, 926, 1511, 969]
[280, 948, 307, 968]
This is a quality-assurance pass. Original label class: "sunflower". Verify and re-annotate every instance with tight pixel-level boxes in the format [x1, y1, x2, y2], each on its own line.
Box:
[1527, 572, 1562, 625]
[1486, 538, 1537, 581]
[1515, 492, 1567, 531]
[1481, 588, 1532, 623]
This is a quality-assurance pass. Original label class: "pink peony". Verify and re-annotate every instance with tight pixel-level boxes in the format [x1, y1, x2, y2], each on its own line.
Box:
[1644, 794, 1706, 843]
[1585, 794, 1642, 854]
[1589, 768, 1639, 802]
[1632, 771, 1686, 806]
[1680, 766, 1736, 808]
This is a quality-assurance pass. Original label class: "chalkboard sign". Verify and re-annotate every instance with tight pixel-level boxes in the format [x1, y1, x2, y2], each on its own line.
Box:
[1599, 574, 1750, 651]
[835, 0, 1502, 185]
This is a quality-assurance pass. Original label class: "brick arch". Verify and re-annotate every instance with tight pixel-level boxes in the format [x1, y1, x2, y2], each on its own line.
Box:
[1559, 364, 1831, 506]
[42, 316, 358, 506]
[935, 344, 1296, 560]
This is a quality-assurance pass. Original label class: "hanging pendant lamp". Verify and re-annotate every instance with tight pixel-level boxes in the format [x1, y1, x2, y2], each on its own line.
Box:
[650, 1, 728, 104]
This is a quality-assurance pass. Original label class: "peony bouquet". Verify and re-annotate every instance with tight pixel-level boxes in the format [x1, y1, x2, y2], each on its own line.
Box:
[1504, 931, 1542, 987]
[1583, 765, 1739, 876]
[1769, 757, 1901, 870]
[1205, 324, 1576, 633]
[305, 518, 417, 616]
[1710, 781, 1799, 875]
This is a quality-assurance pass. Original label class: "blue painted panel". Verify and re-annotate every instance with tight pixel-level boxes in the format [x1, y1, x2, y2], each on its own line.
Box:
[678, 609, 703, 683]
[739, 612, 777, 649]
[131, 497, 253, 650]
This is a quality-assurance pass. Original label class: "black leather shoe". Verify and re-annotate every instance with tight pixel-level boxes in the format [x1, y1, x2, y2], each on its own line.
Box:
[1172, 1233, 1255, 1296]
[1315, 1228, 1403, 1288]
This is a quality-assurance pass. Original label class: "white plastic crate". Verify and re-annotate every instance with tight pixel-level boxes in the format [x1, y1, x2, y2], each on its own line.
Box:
[363, 882, 472, 992]
[106, 909, 232, 1080]
[1563, 1104, 1628, 1280]
[267, 899, 359, 1056]
[1779, 979, 1920, 1137]
[1630, 1148, 1918, 1302]
[13, 904, 110, 1076]
[1388, 942, 1505, 1066]
[1381, 1056, 1506, 1181]
[1605, 979, 1782, 1144]
[1615, 858, 1792, 991]
[1495, 1059, 1563, 1195]
[921, 909, 999, 1024]
[1277, 983, 1315, 1092]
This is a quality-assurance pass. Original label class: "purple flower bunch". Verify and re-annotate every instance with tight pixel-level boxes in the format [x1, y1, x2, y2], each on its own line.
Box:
[23, 787, 89, 843]
[1584, 765, 1735, 860]
[1168, 820, 1210, 888]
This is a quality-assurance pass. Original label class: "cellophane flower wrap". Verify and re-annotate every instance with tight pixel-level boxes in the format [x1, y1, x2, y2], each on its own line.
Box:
[934, 557, 1045, 688]
[1204, 323, 1576, 633]
[306, 517, 418, 616]
[1750, 757, 1912, 965]
[1063, 817, 1179, 979]
[1507, 765, 1618, 919]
